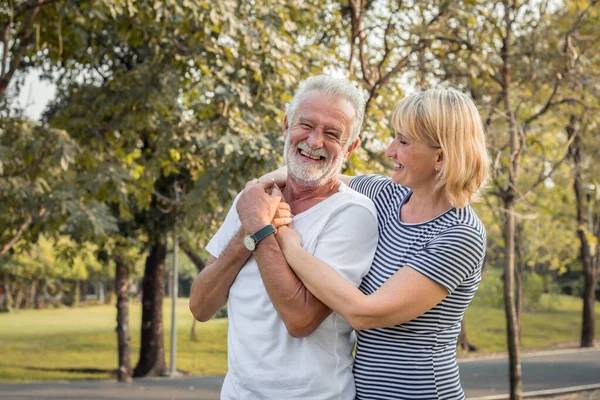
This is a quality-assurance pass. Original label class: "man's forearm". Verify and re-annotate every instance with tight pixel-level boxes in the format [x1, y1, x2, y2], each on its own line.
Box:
[254, 235, 331, 337]
[189, 229, 251, 322]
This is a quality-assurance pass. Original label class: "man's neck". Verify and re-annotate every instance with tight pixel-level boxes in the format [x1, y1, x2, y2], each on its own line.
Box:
[282, 177, 341, 215]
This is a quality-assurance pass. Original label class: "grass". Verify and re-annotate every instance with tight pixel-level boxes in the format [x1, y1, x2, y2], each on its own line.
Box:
[0, 294, 599, 382]
[465, 294, 600, 353]
[0, 298, 227, 382]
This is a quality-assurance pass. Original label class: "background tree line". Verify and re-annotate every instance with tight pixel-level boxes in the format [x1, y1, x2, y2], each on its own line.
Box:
[1, 0, 598, 398]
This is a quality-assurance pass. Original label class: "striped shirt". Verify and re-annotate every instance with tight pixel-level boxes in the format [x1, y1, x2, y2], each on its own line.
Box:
[350, 174, 486, 400]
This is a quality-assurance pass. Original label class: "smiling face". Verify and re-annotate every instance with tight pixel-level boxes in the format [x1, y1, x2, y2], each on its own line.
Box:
[385, 131, 443, 190]
[283, 90, 357, 187]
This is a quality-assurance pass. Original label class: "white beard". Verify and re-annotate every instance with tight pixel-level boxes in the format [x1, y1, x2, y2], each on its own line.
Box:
[283, 135, 344, 188]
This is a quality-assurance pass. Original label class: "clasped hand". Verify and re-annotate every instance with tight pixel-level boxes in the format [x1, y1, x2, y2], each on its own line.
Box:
[237, 180, 301, 250]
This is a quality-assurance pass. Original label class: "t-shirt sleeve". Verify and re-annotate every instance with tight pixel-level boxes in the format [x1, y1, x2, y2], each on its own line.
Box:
[406, 225, 485, 294]
[312, 202, 379, 287]
[349, 174, 392, 201]
[205, 193, 243, 258]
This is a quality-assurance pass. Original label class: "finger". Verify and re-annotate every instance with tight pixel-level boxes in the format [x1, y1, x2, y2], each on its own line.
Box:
[273, 183, 288, 202]
[270, 183, 283, 201]
[245, 178, 259, 188]
[259, 180, 276, 190]
[276, 201, 291, 212]
[272, 218, 293, 229]
[274, 208, 292, 219]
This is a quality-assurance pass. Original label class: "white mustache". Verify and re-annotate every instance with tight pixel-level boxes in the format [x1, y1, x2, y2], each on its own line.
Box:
[296, 141, 328, 158]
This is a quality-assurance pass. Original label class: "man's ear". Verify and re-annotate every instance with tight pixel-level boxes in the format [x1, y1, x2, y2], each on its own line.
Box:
[283, 116, 289, 139]
[344, 138, 360, 158]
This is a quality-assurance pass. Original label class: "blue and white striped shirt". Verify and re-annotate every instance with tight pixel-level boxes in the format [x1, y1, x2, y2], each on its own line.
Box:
[350, 174, 486, 400]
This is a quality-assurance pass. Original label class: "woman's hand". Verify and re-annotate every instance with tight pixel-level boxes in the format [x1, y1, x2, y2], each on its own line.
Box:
[271, 201, 293, 229]
[247, 166, 288, 188]
[275, 225, 302, 254]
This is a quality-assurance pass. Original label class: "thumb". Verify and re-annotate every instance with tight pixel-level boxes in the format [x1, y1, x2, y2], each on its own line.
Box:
[270, 183, 283, 201]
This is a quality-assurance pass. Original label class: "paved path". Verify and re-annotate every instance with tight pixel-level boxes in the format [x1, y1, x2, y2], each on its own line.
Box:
[1, 348, 599, 399]
[459, 348, 600, 399]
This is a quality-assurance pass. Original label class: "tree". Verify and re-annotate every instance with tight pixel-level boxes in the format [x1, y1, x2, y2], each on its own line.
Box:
[567, 114, 600, 347]
[560, 2, 600, 348]
[424, 1, 598, 398]
[40, 0, 347, 378]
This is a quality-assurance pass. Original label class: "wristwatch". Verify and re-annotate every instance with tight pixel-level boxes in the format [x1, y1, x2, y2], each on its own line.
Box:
[243, 224, 277, 251]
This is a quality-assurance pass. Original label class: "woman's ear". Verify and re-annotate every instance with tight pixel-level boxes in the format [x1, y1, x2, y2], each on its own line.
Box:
[434, 149, 444, 172]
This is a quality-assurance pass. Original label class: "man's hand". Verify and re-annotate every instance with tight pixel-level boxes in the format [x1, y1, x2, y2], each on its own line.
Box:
[237, 182, 283, 233]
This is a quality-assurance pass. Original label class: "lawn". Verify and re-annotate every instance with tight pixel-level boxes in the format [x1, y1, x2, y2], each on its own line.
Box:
[0, 295, 599, 382]
[0, 298, 227, 382]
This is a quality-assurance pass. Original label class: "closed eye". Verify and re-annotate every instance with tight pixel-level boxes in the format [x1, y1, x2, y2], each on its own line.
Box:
[395, 134, 408, 145]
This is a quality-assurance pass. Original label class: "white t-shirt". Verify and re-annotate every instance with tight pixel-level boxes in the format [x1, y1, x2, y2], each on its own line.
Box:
[206, 182, 378, 400]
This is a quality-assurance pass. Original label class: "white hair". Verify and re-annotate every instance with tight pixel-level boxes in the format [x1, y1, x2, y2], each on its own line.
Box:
[285, 75, 366, 146]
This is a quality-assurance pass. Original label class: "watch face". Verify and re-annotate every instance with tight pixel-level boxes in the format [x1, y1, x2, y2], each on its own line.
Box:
[243, 235, 256, 251]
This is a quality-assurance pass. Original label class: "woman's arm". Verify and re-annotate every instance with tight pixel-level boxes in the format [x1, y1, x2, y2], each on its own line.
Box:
[276, 226, 448, 330]
[255, 166, 353, 187]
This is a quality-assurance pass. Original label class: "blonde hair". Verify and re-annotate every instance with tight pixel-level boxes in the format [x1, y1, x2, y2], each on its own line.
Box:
[391, 87, 490, 208]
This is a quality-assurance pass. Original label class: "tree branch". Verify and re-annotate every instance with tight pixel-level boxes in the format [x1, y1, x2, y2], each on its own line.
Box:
[0, 215, 32, 257]
[179, 239, 206, 273]
[0, 207, 45, 256]
[0, 0, 43, 96]
[517, 130, 578, 202]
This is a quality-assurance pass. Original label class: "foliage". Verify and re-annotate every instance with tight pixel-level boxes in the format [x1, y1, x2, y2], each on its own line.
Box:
[474, 268, 558, 311]
[0, 118, 117, 258]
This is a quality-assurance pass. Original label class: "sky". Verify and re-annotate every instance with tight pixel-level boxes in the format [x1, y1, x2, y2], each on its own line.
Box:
[16, 69, 56, 121]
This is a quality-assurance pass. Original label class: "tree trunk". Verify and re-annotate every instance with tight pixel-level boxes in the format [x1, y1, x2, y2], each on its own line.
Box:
[503, 195, 523, 400]
[458, 317, 478, 352]
[515, 221, 525, 323]
[501, 4, 523, 396]
[14, 284, 24, 310]
[133, 240, 167, 377]
[26, 280, 38, 309]
[180, 240, 206, 343]
[567, 115, 596, 348]
[73, 280, 81, 307]
[515, 240, 524, 324]
[82, 280, 89, 302]
[4, 281, 14, 311]
[115, 255, 132, 382]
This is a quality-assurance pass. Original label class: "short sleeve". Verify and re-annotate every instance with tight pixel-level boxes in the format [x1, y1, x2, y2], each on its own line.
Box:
[205, 193, 243, 258]
[406, 225, 485, 294]
[349, 174, 393, 201]
[312, 203, 379, 287]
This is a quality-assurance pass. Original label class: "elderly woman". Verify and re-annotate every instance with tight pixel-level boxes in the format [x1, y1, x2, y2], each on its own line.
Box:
[266, 87, 490, 399]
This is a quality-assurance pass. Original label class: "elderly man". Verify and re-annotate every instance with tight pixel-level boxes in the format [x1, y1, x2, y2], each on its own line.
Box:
[189, 75, 378, 399]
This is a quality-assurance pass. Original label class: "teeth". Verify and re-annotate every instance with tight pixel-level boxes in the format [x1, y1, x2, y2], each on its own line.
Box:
[393, 162, 403, 168]
[300, 150, 322, 160]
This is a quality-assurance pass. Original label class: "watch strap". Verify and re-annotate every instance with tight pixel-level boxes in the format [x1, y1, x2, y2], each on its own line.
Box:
[250, 224, 276, 244]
